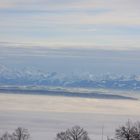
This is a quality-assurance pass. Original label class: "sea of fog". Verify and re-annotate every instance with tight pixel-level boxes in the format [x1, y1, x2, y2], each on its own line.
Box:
[0, 90, 140, 140]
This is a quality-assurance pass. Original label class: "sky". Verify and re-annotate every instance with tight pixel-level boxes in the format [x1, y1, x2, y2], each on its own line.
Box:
[1, 46, 140, 75]
[0, 0, 140, 50]
[0, 0, 140, 74]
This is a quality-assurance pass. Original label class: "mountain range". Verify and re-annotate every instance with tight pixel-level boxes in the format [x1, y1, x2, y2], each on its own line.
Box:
[0, 65, 140, 90]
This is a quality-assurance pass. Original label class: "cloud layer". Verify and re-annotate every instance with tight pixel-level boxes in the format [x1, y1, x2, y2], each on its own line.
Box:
[0, 0, 140, 50]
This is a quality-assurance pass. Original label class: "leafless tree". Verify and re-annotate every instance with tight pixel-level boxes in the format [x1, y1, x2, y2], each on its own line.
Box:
[115, 121, 136, 140]
[12, 127, 30, 140]
[133, 121, 140, 140]
[56, 132, 69, 140]
[56, 126, 90, 140]
[0, 132, 13, 140]
[115, 121, 140, 140]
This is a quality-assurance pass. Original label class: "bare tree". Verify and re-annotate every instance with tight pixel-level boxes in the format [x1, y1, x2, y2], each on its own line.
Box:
[0, 127, 30, 140]
[12, 127, 30, 140]
[56, 126, 90, 140]
[115, 121, 136, 140]
[0, 132, 13, 140]
[114, 121, 140, 140]
[133, 121, 140, 140]
[56, 132, 69, 140]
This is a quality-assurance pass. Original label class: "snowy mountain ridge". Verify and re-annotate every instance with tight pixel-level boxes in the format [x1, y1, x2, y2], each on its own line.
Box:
[0, 65, 140, 90]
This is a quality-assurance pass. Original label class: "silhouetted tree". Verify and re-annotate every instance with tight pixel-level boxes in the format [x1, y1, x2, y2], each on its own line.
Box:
[133, 121, 140, 140]
[115, 121, 135, 140]
[56, 126, 90, 140]
[0, 127, 30, 140]
[115, 121, 140, 140]
[56, 132, 69, 140]
[12, 127, 30, 140]
[0, 132, 13, 140]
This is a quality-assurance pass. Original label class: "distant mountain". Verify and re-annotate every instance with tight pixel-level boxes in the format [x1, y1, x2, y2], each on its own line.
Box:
[0, 65, 140, 90]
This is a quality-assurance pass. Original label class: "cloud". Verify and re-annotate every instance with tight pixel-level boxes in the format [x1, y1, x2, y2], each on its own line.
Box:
[0, 0, 139, 27]
[0, 0, 140, 50]
[1, 0, 139, 27]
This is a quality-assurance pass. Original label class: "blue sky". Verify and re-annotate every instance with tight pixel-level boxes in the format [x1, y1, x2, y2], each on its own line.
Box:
[0, 0, 140, 75]
[0, 0, 140, 50]
[1, 46, 140, 75]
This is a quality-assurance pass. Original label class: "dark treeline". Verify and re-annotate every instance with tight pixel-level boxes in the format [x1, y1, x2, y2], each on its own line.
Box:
[1, 121, 140, 140]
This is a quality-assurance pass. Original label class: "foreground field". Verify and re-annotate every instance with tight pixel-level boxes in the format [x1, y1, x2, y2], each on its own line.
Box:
[0, 90, 140, 140]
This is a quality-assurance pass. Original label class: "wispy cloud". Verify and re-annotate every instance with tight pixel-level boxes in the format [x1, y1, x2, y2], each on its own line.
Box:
[0, 0, 140, 50]
[1, 43, 140, 75]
